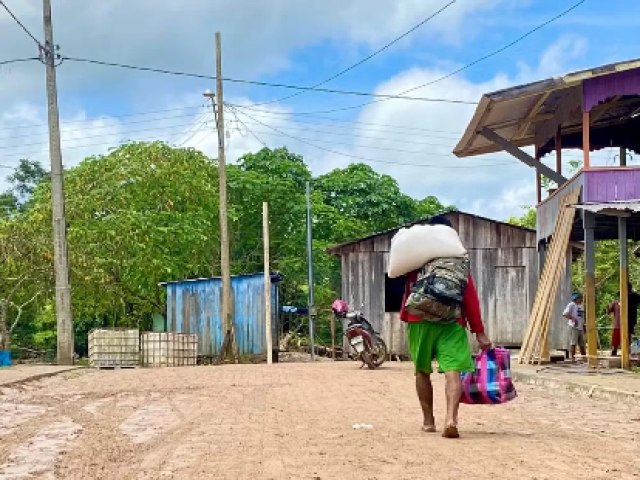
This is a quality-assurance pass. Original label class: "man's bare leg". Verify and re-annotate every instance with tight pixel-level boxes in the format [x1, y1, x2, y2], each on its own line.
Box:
[443, 371, 462, 438]
[416, 372, 435, 432]
[570, 345, 576, 361]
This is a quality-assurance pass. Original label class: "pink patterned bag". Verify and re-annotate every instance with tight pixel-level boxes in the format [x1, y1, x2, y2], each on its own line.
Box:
[460, 347, 517, 405]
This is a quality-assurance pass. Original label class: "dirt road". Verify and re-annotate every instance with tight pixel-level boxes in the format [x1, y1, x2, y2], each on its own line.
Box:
[1, 362, 638, 480]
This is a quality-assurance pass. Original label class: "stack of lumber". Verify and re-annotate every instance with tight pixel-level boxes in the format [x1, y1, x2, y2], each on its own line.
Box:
[519, 189, 580, 365]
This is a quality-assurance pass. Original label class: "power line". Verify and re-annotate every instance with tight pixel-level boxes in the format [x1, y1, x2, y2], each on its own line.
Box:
[1, 124, 205, 159]
[0, 110, 210, 140]
[0, 119, 211, 152]
[0, 0, 42, 47]
[0, 105, 207, 133]
[0, 57, 39, 67]
[61, 56, 475, 104]
[231, 106, 509, 169]
[394, 0, 588, 97]
[233, 119, 460, 146]
[253, 0, 457, 106]
[247, 0, 587, 116]
[227, 103, 463, 135]
[228, 106, 462, 138]
[228, 108, 268, 147]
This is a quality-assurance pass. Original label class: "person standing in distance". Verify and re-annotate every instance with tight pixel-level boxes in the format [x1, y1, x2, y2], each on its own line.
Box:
[563, 292, 585, 361]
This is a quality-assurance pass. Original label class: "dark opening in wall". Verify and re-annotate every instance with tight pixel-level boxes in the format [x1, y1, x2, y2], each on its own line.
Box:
[385, 274, 406, 313]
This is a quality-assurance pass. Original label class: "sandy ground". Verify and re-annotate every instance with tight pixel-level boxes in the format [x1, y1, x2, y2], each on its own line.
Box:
[1, 362, 639, 480]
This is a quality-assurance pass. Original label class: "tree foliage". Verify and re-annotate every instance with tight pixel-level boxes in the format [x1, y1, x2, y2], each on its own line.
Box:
[1, 144, 453, 354]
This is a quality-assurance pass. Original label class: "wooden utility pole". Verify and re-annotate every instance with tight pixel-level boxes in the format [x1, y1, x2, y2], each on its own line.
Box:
[210, 32, 235, 362]
[43, 0, 73, 365]
[263, 202, 272, 365]
[305, 182, 316, 361]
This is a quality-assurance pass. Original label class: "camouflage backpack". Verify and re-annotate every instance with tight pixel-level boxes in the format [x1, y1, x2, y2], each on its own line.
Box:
[405, 255, 470, 323]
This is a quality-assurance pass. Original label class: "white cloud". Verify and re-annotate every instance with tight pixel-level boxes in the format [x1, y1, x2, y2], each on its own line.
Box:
[0, 2, 594, 221]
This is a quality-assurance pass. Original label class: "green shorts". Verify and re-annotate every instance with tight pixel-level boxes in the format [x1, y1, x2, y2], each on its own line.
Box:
[407, 321, 474, 374]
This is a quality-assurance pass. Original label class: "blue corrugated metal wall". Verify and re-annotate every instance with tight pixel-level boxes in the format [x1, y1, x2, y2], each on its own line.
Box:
[165, 274, 278, 356]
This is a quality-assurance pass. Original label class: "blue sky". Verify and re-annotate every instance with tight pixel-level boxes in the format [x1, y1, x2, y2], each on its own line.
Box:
[1, 0, 639, 218]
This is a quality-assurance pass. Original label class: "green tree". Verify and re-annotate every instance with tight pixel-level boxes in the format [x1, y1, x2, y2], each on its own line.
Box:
[2, 144, 455, 354]
[507, 207, 536, 229]
[20, 142, 221, 342]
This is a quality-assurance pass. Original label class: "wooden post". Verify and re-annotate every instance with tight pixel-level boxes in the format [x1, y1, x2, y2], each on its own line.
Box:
[536, 171, 542, 204]
[330, 313, 336, 360]
[211, 32, 236, 362]
[556, 127, 562, 176]
[538, 241, 546, 279]
[43, 0, 74, 365]
[584, 211, 598, 367]
[620, 217, 630, 369]
[620, 147, 627, 167]
[582, 111, 591, 169]
[263, 202, 272, 365]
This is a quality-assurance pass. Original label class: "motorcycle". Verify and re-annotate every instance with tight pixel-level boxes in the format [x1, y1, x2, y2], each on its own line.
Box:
[332, 299, 387, 369]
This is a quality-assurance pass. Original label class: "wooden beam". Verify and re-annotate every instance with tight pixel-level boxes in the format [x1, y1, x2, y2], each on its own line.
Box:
[584, 211, 598, 368]
[536, 171, 542, 203]
[620, 217, 630, 369]
[590, 95, 623, 124]
[582, 111, 591, 169]
[515, 91, 552, 139]
[555, 127, 562, 176]
[487, 113, 554, 132]
[480, 127, 568, 185]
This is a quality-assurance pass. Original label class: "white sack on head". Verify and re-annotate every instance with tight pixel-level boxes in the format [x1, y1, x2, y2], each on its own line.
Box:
[387, 224, 466, 278]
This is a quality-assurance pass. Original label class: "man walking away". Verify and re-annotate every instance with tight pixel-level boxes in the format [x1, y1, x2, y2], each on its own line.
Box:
[607, 294, 620, 357]
[563, 292, 585, 361]
[400, 215, 491, 439]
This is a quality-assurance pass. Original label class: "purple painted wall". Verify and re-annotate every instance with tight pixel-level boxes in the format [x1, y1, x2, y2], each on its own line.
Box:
[583, 168, 640, 203]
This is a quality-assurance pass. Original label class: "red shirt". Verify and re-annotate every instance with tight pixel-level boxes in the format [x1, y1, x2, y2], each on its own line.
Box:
[399, 271, 485, 334]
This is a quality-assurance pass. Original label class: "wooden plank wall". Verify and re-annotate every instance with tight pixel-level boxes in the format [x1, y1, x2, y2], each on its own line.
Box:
[336, 212, 571, 356]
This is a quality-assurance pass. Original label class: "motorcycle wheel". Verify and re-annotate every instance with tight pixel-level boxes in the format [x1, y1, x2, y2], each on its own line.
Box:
[372, 339, 388, 367]
[360, 351, 376, 370]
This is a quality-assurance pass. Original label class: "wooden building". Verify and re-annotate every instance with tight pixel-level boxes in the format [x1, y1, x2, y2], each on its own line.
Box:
[455, 58, 640, 367]
[328, 211, 572, 356]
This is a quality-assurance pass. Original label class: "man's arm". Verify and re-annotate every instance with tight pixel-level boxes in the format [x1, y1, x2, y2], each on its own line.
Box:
[462, 276, 492, 349]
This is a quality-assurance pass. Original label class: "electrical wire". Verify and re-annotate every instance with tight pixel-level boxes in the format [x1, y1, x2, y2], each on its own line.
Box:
[230, 106, 511, 169]
[1, 123, 207, 159]
[242, 0, 587, 116]
[232, 119, 460, 146]
[0, 119, 212, 152]
[61, 56, 476, 104]
[0, 0, 42, 47]
[0, 111, 210, 141]
[0, 57, 40, 67]
[226, 103, 463, 135]
[0, 105, 208, 133]
[252, 0, 457, 106]
[228, 108, 268, 147]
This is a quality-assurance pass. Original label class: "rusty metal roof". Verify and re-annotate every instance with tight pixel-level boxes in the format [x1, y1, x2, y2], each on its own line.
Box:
[572, 200, 640, 214]
[454, 58, 640, 158]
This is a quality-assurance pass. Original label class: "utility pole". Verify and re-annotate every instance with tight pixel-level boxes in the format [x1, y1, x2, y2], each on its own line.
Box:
[263, 202, 272, 365]
[205, 32, 235, 362]
[43, 0, 73, 365]
[305, 182, 316, 361]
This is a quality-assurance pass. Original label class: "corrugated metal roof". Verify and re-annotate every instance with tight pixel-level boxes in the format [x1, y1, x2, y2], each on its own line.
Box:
[572, 200, 640, 214]
[454, 58, 640, 158]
